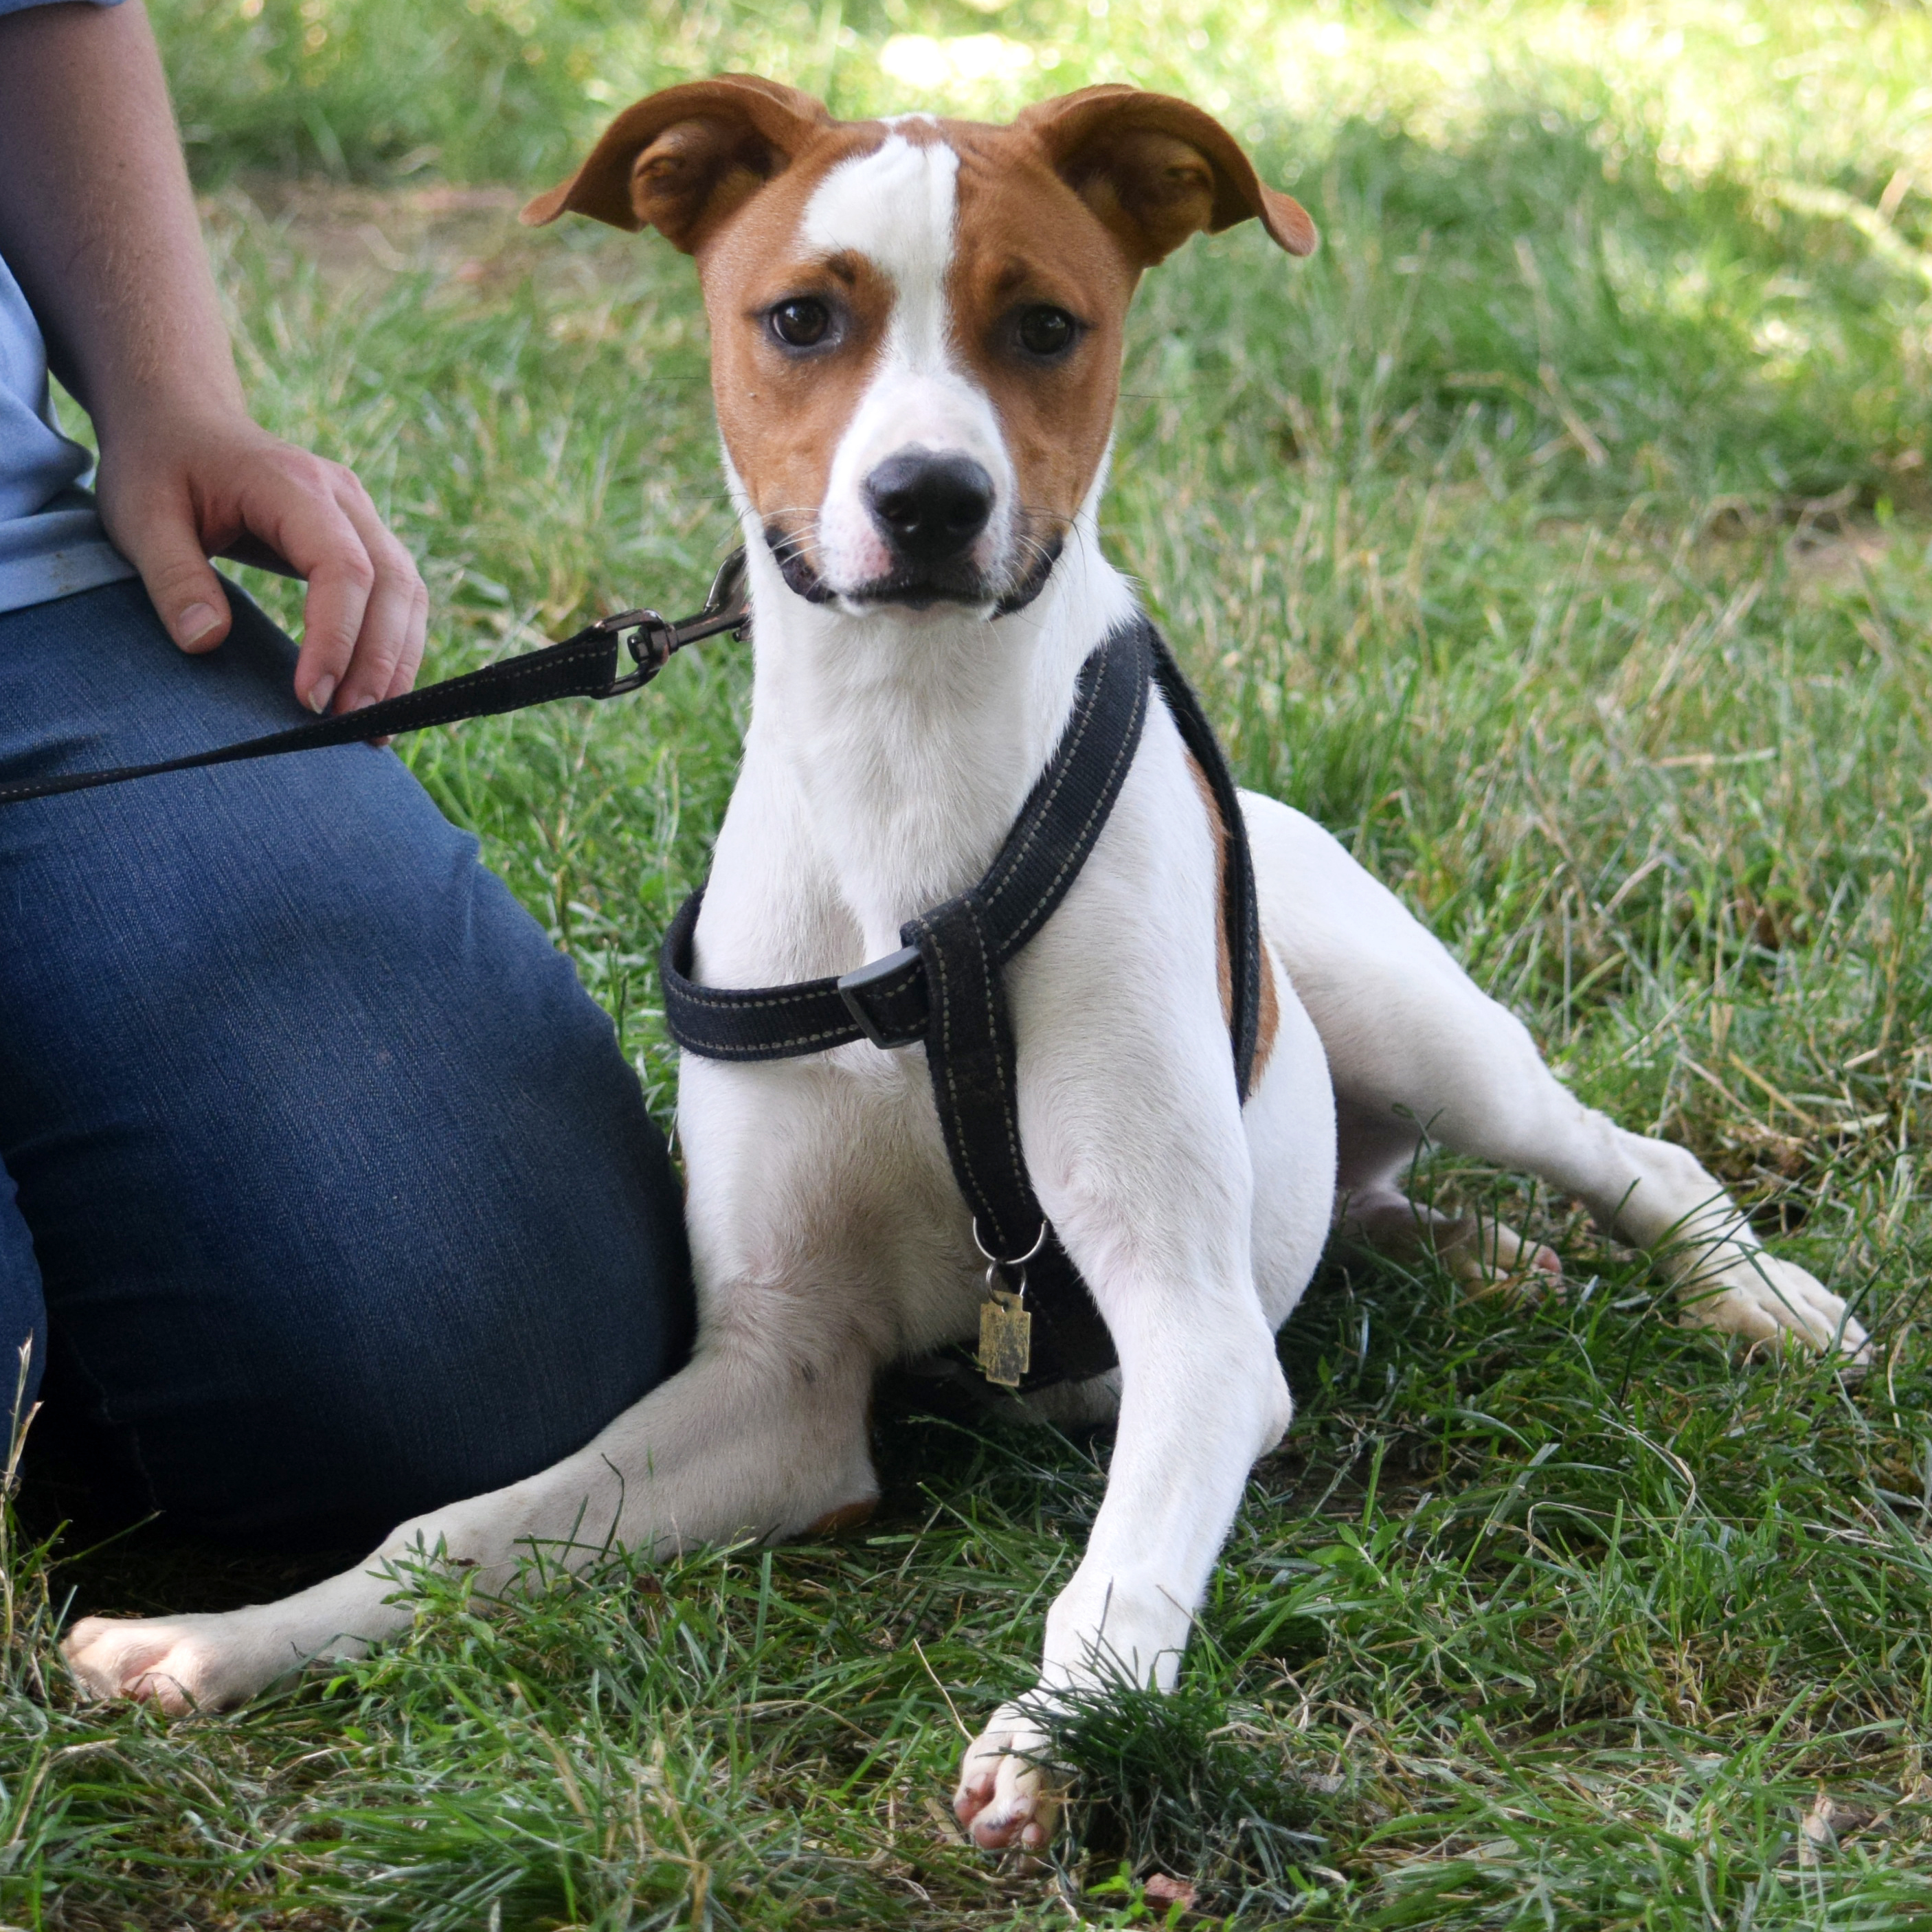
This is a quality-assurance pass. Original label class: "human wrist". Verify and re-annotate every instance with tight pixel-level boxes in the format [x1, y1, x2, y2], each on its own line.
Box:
[87, 350, 253, 449]
[92, 391, 262, 470]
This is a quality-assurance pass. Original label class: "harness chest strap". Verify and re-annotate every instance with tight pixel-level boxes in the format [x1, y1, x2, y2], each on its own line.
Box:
[660, 614, 1262, 1391]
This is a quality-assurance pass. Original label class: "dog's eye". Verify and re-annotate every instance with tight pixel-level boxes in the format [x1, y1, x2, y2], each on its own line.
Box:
[768, 298, 833, 348]
[1015, 306, 1078, 358]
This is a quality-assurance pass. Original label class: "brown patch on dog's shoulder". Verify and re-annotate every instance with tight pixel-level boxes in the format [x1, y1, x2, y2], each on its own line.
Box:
[1184, 752, 1279, 1088]
[1254, 924, 1279, 1084]
[1257, 961, 1279, 1079]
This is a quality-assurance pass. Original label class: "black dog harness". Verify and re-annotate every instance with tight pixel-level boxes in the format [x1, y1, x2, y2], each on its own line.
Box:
[661, 614, 1263, 1391]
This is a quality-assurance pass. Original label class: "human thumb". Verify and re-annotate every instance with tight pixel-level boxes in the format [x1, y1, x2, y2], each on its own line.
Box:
[118, 497, 233, 654]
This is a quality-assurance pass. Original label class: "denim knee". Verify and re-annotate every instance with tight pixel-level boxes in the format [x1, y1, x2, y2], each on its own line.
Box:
[2, 578, 693, 1549]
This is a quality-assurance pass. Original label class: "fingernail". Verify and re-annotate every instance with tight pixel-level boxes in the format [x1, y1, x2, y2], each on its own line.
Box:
[352, 693, 378, 710]
[176, 603, 221, 647]
[308, 675, 336, 715]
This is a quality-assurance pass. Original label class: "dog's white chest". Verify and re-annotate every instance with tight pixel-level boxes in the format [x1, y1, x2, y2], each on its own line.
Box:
[677, 1039, 989, 1358]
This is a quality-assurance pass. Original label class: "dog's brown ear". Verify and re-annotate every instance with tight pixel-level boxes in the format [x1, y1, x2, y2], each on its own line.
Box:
[1015, 85, 1316, 266]
[521, 76, 832, 251]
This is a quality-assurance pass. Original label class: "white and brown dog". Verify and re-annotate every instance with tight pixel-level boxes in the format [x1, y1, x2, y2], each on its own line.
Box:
[63, 79, 1867, 1850]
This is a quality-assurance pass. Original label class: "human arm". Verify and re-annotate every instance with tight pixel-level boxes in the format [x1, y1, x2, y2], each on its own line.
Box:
[0, 0, 425, 712]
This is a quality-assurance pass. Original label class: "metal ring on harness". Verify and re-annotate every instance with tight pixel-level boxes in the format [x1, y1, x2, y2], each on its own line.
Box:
[970, 1215, 1048, 1297]
[970, 1216, 1047, 1273]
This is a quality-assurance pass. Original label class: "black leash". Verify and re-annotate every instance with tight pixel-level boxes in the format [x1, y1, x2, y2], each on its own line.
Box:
[663, 613, 1262, 1393]
[0, 552, 750, 807]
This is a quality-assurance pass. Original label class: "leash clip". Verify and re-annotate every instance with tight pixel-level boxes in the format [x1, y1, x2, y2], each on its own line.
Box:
[598, 548, 750, 695]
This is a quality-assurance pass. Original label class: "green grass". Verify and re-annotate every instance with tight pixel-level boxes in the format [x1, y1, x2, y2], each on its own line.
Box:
[7, 0, 1932, 1923]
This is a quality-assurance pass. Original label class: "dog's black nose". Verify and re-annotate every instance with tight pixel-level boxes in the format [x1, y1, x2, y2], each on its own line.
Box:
[864, 451, 994, 566]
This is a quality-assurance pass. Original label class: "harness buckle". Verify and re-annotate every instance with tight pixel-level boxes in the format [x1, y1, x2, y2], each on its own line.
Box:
[835, 944, 927, 1049]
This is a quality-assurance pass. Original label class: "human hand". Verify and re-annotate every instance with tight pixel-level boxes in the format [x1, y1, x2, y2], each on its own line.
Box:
[93, 410, 429, 716]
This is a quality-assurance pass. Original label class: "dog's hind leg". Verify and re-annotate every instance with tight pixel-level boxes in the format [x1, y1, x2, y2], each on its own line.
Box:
[1244, 795, 1868, 1360]
[1332, 1089, 1563, 1298]
[61, 1334, 879, 1712]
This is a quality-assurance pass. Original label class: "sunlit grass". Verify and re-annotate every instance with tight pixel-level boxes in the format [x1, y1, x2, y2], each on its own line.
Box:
[156, 0, 1932, 223]
[4, 2, 1930, 1924]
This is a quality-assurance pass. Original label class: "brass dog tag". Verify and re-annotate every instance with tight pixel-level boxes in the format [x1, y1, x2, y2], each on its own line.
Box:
[978, 1288, 1032, 1387]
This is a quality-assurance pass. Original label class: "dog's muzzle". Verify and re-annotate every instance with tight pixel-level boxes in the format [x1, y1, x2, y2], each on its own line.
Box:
[764, 448, 1061, 616]
[832, 451, 999, 611]
[864, 451, 993, 572]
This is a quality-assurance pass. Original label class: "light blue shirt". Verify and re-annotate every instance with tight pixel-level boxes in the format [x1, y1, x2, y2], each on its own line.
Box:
[0, 0, 137, 614]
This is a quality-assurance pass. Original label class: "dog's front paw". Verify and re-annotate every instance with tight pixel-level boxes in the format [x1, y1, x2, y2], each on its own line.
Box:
[954, 1700, 1067, 1851]
[63, 1613, 289, 1713]
[1679, 1252, 1871, 1367]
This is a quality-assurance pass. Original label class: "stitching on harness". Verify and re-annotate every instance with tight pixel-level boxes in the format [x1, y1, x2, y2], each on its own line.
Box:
[972, 905, 1027, 1202]
[667, 957, 917, 1015]
[927, 918, 993, 1224]
[679, 1021, 857, 1056]
[1002, 669, 1147, 951]
[982, 634, 1117, 917]
[989, 638, 1114, 883]
[670, 978, 838, 1013]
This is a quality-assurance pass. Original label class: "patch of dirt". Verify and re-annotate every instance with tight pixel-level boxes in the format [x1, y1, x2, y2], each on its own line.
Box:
[1781, 520, 1899, 588]
[203, 179, 548, 295]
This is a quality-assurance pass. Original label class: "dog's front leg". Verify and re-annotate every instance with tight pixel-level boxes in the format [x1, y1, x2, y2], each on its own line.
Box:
[952, 811, 1307, 1848]
[954, 1263, 1293, 1849]
[63, 1330, 878, 1711]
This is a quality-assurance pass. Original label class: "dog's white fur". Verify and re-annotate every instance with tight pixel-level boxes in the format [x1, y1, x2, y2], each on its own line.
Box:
[63, 106, 1867, 1854]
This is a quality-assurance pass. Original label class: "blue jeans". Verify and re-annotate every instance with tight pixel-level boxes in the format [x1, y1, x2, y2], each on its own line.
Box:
[0, 579, 693, 1548]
